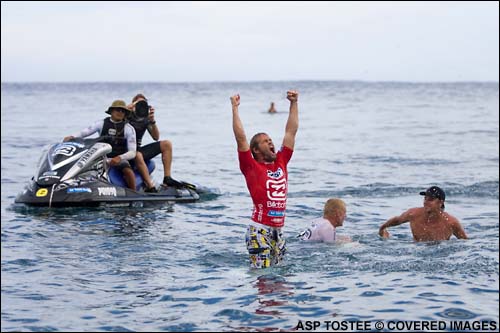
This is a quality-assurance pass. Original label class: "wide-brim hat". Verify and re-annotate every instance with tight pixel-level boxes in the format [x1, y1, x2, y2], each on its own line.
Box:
[106, 99, 131, 116]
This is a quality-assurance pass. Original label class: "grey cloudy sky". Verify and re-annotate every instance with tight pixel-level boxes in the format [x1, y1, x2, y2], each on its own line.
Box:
[1, 1, 498, 82]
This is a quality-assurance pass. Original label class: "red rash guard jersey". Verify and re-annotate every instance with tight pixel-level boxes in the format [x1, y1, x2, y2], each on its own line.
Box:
[238, 146, 293, 227]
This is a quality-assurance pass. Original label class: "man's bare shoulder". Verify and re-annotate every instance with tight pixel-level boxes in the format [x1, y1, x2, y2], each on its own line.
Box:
[443, 212, 460, 224]
[403, 207, 424, 219]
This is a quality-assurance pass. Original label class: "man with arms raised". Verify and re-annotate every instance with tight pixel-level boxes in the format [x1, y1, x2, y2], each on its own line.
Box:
[231, 90, 299, 268]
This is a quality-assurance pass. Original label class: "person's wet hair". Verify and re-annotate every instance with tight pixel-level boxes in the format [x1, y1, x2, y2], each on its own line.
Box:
[324, 198, 346, 217]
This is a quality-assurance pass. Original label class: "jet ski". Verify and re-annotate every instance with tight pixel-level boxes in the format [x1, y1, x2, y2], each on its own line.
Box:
[15, 138, 201, 207]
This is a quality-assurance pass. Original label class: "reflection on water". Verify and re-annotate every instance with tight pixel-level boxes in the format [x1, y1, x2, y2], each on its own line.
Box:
[254, 274, 293, 316]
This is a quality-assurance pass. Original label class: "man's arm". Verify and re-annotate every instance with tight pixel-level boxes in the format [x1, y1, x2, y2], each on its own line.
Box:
[282, 90, 299, 150]
[231, 94, 250, 152]
[450, 217, 468, 239]
[147, 106, 160, 140]
[379, 209, 412, 238]
[117, 124, 137, 161]
[63, 119, 103, 142]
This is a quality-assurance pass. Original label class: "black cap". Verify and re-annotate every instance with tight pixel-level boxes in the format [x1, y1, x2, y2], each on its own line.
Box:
[419, 186, 445, 201]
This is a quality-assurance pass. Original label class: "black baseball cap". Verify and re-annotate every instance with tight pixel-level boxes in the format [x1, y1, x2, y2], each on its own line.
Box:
[419, 186, 446, 201]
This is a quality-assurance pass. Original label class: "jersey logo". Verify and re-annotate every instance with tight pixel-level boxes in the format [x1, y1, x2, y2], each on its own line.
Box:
[268, 210, 285, 217]
[298, 228, 312, 240]
[267, 168, 283, 179]
[266, 178, 287, 201]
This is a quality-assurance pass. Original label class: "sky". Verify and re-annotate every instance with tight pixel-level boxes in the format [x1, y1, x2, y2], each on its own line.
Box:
[1, 1, 499, 82]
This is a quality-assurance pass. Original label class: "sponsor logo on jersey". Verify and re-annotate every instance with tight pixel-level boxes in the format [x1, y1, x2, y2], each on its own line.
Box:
[267, 201, 286, 208]
[298, 228, 312, 240]
[266, 178, 287, 201]
[268, 210, 285, 217]
[267, 167, 283, 179]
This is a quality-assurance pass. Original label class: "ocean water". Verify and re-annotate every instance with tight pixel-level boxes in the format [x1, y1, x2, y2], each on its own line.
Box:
[1, 81, 499, 331]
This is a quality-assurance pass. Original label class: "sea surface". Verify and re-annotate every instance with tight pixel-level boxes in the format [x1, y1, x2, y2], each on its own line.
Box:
[1, 81, 499, 331]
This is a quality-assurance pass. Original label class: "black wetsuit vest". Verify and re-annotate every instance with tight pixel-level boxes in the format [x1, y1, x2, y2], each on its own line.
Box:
[128, 116, 150, 148]
[100, 117, 128, 158]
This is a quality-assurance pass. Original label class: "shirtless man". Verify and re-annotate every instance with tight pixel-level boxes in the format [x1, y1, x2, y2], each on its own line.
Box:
[378, 186, 468, 242]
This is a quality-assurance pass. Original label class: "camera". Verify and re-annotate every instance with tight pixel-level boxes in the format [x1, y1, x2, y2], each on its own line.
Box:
[135, 100, 150, 118]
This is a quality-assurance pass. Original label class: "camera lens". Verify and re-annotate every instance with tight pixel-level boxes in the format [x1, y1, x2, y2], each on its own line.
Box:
[135, 100, 149, 118]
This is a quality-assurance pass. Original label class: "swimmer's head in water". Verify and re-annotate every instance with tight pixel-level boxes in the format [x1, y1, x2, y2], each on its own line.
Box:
[323, 198, 346, 226]
[420, 186, 445, 209]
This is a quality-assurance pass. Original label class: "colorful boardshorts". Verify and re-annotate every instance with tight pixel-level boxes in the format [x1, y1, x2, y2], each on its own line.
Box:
[245, 222, 286, 268]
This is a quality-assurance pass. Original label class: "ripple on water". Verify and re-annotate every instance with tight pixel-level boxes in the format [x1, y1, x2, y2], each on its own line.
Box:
[469, 287, 499, 294]
[359, 291, 384, 297]
[435, 307, 478, 320]
[214, 309, 253, 322]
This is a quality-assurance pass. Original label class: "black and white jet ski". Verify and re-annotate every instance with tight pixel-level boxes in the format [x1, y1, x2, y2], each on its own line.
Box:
[15, 138, 202, 207]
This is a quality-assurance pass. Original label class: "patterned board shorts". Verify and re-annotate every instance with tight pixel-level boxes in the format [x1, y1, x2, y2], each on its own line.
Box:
[245, 223, 286, 269]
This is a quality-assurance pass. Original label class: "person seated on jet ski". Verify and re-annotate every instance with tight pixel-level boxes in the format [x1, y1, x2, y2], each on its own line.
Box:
[126, 93, 184, 193]
[63, 100, 137, 191]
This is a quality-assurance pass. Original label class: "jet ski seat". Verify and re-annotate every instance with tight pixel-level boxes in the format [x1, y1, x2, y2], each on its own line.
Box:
[108, 160, 156, 191]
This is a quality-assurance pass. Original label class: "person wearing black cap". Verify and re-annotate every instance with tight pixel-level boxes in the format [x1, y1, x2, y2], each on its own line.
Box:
[63, 100, 137, 190]
[378, 186, 467, 242]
